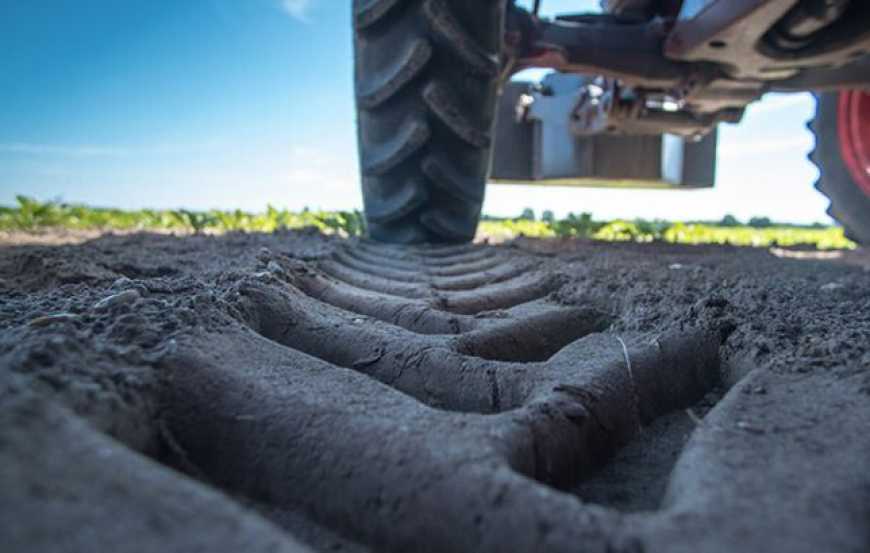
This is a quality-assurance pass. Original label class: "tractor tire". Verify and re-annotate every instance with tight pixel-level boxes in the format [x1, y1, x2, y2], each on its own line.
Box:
[353, 0, 506, 244]
[809, 91, 870, 245]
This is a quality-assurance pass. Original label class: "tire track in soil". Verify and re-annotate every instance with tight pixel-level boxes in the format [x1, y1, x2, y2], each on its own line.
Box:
[3, 232, 869, 553]
[161, 239, 722, 552]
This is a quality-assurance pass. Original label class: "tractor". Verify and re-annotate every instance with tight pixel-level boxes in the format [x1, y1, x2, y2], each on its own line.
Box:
[352, 0, 870, 243]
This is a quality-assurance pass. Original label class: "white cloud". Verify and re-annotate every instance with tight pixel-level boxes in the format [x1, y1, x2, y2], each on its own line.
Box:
[280, 0, 312, 22]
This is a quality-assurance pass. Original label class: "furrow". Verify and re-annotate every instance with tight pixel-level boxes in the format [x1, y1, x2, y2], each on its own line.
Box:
[317, 259, 431, 298]
[334, 248, 528, 291]
[232, 277, 501, 412]
[411, 242, 481, 255]
[356, 240, 489, 262]
[166, 316, 718, 509]
[161, 325, 629, 553]
[439, 271, 565, 315]
[419, 247, 498, 264]
[236, 278, 638, 413]
[454, 306, 612, 362]
[160, 268, 722, 552]
[283, 256, 589, 337]
[355, 241, 503, 271]
[431, 261, 534, 291]
[341, 244, 428, 272]
[426, 254, 505, 276]
[291, 268, 478, 334]
[332, 249, 429, 283]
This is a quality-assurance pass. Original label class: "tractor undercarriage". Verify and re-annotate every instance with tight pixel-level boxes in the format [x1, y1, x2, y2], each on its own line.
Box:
[491, 0, 870, 190]
[504, 0, 870, 140]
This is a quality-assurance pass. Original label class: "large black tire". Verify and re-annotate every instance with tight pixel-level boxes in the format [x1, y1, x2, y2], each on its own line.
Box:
[353, 0, 506, 244]
[809, 92, 870, 245]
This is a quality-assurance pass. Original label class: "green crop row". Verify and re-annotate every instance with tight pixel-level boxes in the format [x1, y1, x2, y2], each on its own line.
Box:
[479, 219, 853, 249]
[0, 196, 855, 250]
[0, 196, 365, 237]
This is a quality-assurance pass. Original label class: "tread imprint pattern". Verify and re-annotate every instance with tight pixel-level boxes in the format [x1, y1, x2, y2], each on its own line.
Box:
[159, 240, 723, 553]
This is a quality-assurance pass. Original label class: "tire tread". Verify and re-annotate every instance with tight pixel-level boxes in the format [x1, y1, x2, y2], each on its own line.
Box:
[808, 93, 870, 245]
[354, 0, 503, 243]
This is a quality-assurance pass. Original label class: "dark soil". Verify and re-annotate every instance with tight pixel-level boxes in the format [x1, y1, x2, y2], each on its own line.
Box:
[1, 230, 868, 553]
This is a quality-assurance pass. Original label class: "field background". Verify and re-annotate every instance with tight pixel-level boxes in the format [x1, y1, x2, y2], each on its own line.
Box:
[1, 196, 854, 250]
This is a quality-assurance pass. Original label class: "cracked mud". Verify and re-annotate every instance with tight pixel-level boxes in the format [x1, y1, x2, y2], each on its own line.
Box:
[1, 231, 868, 553]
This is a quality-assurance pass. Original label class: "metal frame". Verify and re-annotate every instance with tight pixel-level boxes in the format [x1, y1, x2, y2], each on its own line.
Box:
[665, 0, 870, 80]
[504, 0, 870, 139]
[489, 79, 718, 188]
[490, 0, 870, 189]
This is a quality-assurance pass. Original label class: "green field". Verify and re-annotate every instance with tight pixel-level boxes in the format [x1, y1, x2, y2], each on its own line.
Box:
[1, 196, 855, 250]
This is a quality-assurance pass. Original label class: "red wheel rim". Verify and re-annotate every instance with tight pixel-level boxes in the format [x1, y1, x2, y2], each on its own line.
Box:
[837, 90, 870, 198]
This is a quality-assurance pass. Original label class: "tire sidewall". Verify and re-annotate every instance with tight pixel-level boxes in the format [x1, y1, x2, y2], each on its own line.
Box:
[813, 92, 870, 244]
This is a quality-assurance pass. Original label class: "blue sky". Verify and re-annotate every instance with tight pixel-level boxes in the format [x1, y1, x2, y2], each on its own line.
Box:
[0, 0, 829, 224]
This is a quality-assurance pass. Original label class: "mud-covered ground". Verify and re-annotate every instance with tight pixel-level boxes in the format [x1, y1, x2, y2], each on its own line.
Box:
[1, 229, 868, 553]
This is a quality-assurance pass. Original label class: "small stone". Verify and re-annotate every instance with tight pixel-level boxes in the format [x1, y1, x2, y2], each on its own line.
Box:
[736, 421, 764, 434]
[669, 263, 685, 270]
[112, 276, 134, 289]
[820, 282, 844, 292]
[266, 260, 285, 275]
[96, 447, 114, 459]
[28, 313, 78, 327]
[257, 247, 273, 263]
[94, 289, 141, 312]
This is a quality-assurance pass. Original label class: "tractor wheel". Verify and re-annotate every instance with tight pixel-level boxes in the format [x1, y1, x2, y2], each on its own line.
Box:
[353, 0, 506, 244]
[809, 91, 870, 245]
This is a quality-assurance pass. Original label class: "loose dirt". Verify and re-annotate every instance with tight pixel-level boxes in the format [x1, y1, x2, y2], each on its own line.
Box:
[1, 229, 868, 553]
